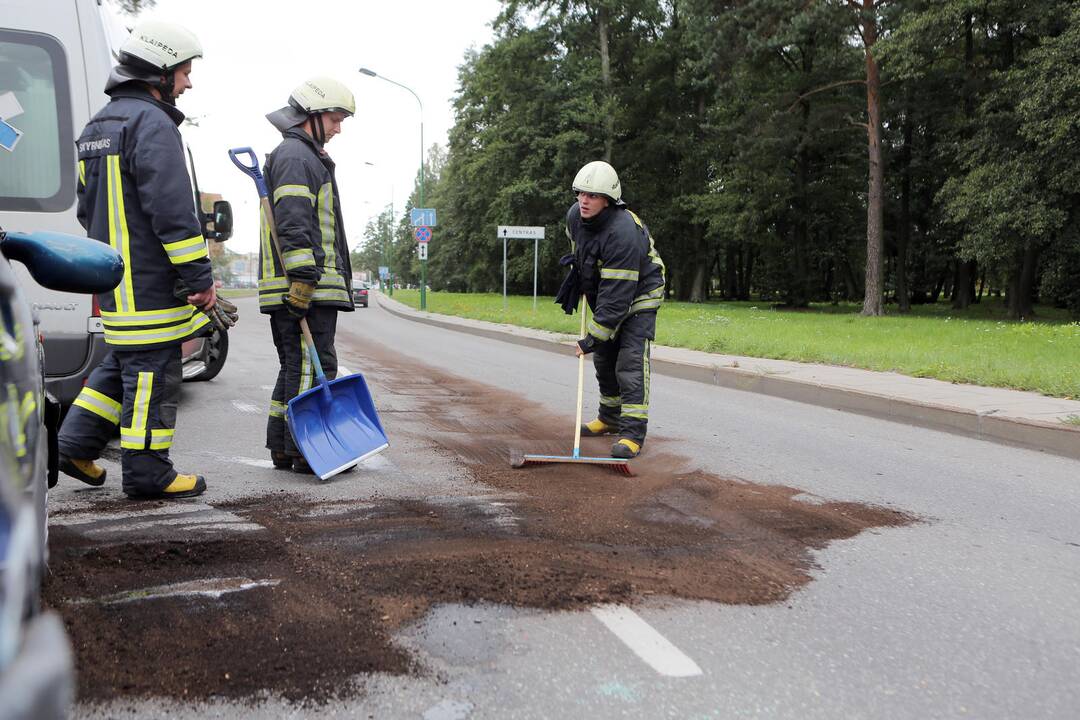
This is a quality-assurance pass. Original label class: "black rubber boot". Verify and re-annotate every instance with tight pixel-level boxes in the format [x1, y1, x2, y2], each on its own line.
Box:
[271, 451, 292, 470]
[610, 439, 641, 459]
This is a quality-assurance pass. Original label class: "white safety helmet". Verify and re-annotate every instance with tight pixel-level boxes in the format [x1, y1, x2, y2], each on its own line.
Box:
[119, 20, 203, 72]
[572, 160, 624, 205]
[267, 76, 356, 135]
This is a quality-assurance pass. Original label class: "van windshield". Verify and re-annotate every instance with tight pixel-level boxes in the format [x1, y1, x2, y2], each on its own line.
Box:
[0, 30, 74, 212]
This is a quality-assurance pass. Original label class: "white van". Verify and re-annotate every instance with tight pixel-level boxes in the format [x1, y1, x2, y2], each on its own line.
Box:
[0, 0, 230, 406]
[0, 0, 117, 407]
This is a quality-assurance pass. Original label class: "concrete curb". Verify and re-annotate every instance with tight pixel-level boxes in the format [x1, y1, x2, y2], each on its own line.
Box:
[375, 294, 1080, 461]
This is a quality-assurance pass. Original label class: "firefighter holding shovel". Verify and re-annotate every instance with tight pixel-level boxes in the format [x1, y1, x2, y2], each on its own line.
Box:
[260, 77, 356, 473]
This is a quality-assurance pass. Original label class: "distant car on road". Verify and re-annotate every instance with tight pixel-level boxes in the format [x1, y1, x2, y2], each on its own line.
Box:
[352, 281, 370, 308]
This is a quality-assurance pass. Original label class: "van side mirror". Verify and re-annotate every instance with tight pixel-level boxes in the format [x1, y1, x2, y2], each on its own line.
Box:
[0, 231, 124, 294]
[211, 200, 233, 241]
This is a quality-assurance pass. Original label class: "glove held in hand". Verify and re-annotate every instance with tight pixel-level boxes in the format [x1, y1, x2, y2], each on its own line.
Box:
[174, 281, 238, 332]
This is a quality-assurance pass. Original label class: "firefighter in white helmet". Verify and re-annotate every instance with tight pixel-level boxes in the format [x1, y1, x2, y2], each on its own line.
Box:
[565, 161, 665, 459]
[261, 77, 357, 473]
[58, 20, 233, 499]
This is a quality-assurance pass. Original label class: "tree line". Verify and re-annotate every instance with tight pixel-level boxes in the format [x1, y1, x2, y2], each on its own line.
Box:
[352, 0, 1080, 319]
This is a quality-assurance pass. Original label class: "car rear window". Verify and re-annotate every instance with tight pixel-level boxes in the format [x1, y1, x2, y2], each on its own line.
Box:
[0, 29, 75, 212]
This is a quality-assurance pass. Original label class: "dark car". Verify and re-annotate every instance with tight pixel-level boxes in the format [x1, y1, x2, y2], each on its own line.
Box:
[0, 228, 123, 719]
[352, 281, 370, 308]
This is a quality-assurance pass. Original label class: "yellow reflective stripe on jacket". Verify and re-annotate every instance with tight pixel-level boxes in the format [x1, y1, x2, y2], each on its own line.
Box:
[628, 209, 666, 280]
[107, 155, 135, 313]
[103, 312, 210, 346]
[283, 248, 316, 270]
[260, 205, 277, 280]
[120, 371, 153, 449]
[318, 182, 336, 271]
[78, 160, 86, 186]
[73, 386, 122, 425]
[600, 268, 639, 281]
[630, 287, 664, 313]
[588, 317, 615, 341]
[149, 428, 174, 450]
[101, 305, 197, 326]
[163, 235, 209, 264]
[269, 400, 286, 419]
[312, 288, 350, 303]
[273, 184, 316, 205]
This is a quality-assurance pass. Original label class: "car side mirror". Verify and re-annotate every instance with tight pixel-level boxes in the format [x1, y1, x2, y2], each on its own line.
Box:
[0, 231, 124, 294]
[207, 200, 233, 241]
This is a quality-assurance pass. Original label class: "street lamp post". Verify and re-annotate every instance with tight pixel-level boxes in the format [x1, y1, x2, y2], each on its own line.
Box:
[359, 67, 427, 310]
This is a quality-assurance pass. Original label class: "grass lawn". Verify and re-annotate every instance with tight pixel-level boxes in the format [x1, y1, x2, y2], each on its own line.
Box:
[386, 290, 1080, 399]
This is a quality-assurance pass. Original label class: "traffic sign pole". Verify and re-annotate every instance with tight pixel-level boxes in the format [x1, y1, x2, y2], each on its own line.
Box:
[497, 226, 545, 313]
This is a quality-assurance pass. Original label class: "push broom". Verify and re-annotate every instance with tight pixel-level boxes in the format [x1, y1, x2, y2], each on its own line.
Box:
[511, 296, 632, 476]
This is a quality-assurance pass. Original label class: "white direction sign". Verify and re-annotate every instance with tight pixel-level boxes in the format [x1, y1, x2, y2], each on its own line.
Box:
[417, 242, 428, 260]
[498, 225, 545, 240]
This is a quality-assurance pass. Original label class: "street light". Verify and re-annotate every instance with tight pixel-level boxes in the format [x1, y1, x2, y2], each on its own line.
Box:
[358, 66, 428, 310]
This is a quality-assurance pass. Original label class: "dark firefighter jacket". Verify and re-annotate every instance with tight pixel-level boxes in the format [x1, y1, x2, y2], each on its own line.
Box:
[258, 128, 353, 313]
[565, 203, 666, 352]
[75, 84, 213, 349]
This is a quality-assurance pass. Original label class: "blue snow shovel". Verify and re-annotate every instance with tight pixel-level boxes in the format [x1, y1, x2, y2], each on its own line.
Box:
[228, 147, 388, 479]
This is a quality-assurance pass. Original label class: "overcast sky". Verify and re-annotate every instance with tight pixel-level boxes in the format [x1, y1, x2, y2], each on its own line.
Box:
[115, 0, 502, 255]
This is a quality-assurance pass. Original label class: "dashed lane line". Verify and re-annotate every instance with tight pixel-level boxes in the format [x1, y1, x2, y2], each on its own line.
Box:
[591, 604, 703, 678]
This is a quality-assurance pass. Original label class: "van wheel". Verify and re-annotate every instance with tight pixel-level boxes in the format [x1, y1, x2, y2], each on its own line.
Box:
[191, 328, 228, 382]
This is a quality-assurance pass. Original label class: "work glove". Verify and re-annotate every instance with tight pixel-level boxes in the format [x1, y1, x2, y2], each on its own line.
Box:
[282, 281, 316, 319]
[554, 254, 581, 316]
[174, 282, 239, 332]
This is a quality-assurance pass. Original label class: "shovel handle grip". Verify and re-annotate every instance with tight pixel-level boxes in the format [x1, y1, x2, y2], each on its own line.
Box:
[227, 147, 269, 199]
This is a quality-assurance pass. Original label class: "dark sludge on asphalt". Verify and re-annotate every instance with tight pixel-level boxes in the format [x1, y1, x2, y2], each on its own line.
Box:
[43, 332, 914, 705]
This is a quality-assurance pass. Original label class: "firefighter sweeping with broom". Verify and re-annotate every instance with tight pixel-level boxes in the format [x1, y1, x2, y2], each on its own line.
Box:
[565, 161, 665, 460]
[513, 160, 664, 474]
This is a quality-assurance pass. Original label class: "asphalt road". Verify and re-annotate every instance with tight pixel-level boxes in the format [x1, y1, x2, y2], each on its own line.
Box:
[50, 296, 1080, 719]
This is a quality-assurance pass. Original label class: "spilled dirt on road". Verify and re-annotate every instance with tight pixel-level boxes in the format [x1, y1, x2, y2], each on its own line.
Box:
[44, 332, 913, 704]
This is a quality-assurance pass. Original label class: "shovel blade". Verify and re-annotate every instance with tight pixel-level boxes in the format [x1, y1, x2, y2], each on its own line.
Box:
[287, 372, 388, 480]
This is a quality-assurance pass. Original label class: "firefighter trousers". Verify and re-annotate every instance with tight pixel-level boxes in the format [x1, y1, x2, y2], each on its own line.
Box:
[592, 311, 656, 445]
[266, 306, 339, 458]
[58, 345, 182, 497]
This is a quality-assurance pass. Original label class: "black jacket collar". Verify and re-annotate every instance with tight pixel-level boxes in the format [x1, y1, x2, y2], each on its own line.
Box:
[108, 83, 186, 126]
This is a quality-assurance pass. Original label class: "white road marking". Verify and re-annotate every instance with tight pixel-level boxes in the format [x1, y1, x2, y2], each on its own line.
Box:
[231, 400, 260, 414]
[338, 365, 351, 376]
[73, 577, 280, 605]
[260, 385, 275, 391]
[228, 455, 277, 469]
[590, 604, 703, 678]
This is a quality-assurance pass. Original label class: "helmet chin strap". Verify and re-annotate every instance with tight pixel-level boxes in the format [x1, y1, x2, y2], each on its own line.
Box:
[311, 113, 326, 145]
[158, 70, 177, 106]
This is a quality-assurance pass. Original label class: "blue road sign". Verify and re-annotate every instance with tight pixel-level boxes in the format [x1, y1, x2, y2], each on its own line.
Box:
[410, 208, 437, 227]
[379, 266, 389, 280]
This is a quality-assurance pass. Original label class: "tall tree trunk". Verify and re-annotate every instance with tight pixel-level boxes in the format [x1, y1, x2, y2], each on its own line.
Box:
[597, 6, 614, 163]
[740, 245, 755, 300]
[690, 259, 708, 303]
[952, 259, 976, 309]
[725, 246, 738, 299]
[897, 116, 912, 312]
[1010, 241, 1040, 319]
[859, 0, 885, 316]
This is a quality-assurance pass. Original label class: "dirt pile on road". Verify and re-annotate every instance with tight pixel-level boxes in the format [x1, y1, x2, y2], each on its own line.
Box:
[43, 336, 912, 704]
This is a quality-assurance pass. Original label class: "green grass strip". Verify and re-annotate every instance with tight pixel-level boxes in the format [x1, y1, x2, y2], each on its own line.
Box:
[387, 290, 1080, 399]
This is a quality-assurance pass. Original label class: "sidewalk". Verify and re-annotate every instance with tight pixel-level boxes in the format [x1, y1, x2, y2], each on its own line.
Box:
[374, 293, 1080, 461]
